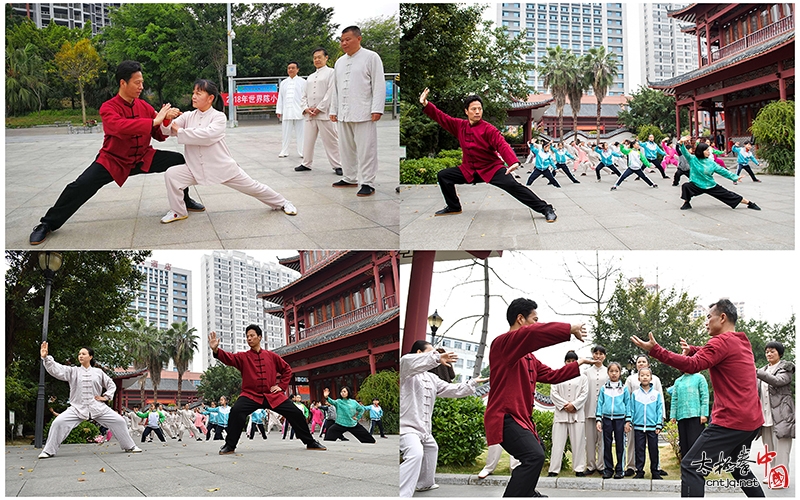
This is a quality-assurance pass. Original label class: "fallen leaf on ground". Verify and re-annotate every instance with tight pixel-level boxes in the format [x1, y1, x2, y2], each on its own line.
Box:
[81, 472, 85, 475]
[322, 471, 329, 474]
[206, 488, 219, 492]
[18, 473, 22, 476]
[99, 468, 105, 473]
[27, 469, 33, 472]
[77, 478, 86, 482]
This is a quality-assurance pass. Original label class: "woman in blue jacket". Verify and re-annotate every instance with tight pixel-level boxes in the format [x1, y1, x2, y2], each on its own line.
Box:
[553, 141, 580, 184]
[594, 143, 623, 182]
[526, 141, 560, 187]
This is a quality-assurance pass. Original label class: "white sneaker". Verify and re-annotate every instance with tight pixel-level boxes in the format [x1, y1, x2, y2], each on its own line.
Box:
[478, 468, 492, 479]
[282, 202, 297, 216]
[125, 446, 143, 453]
[38, 451, 53, 459]
[278, 153, 289, 158]
[160, 210, 188, 224]
[415, 484, 439, 492]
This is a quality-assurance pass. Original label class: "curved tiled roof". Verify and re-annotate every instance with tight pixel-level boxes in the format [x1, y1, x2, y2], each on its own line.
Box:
[510, 97, 554, 110]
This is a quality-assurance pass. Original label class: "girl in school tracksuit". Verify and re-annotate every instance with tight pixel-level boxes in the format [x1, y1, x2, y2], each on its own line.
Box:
[596, 362, 631, 479]
[732, 142, 761, 183]
[629, 369, 664, 479]
[553, 142, 580, 184]
[526, 141, 560, 187]
[611, 141, 658, 190]
[594, 143, 623, 181]
[639, 135, 669, 179]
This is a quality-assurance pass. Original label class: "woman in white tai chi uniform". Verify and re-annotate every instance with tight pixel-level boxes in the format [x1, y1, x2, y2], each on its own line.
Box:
[38, 342, 142, 458]
[399, 340, 487, 497]
[160, 79, 296, 223]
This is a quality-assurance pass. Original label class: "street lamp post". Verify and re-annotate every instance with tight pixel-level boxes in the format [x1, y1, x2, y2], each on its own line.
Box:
[34, 251, 63, 449]
[427, 310, 443, 347]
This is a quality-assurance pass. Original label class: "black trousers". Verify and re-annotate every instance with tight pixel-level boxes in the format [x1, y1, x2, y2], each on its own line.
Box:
[437, 167, 553, 215]
[616, 168, 655, 187]
[673, 168, 690, 186]
[681, 182, 743, 208]
[554, 163, 579, 183]
[214, 424, 227, 440]
[650, 157, 668, 178]
[40, 150, 186, 230]
[737, 164, 759, 181]
[602, 418, 626, 474]
[206, 422, 215, 440]
[680, 424, 764, 497]
[526, 168, 560, 188]
[323, 422, 376, 443]
[283, 420, 295, 439]
[249, 422, 267, 439]
[320, 419, 334, 437]
[500, 414, 545, 497]
[225, 396, 315, 450]
[369, 419, 386, 437]
[634, 429, 659, 474]
[141, 426, 166, 442]
[596, 162, 621, 180]
[678, 417, 705, 459]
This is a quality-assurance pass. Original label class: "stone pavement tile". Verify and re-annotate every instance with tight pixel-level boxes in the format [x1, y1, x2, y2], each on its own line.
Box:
[612, 224, 710, 250]
[530, 229, 627, 250]
[338, 199, 401, 228]
[205, 210, 299, 240]
[24, 218, 137, 250]
[305, 227, 399, 250]
[16, 470, 133, 496]
[131, 215, 226, 248]
[286, 204, 384, 233]
[556, 477, 604, 489]
[222, 233, 319, 250]
[69, 198, 143, 224]
[651, 479, 681, 492]
[602, 478, 650, 491]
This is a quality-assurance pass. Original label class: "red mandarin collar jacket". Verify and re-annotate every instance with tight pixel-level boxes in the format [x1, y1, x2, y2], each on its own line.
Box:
[485, 322, 580, 445]
[422, 102, 520, 183]
[213, 347, 291, 408]
[98, 94, 170, 186]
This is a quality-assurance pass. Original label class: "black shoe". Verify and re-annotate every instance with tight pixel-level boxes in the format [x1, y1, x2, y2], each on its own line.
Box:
[657, 469, 668, 476]
[532, 491, 548, 498]
[219, 445, 236, 455]
[625, 468, 635, 477]
[575, 471, 585, 477]
[652, 474, 663, 480]
[30, 223, 52, 245]
[307, 440, 327, 451]
[356, 185, 375, 197]
[672, 183, 679, 187]
[651, 184, 658, 188]
[295, 165, 312, 171]
[184, 196, 205, 212]
[747, 201, 761, 210]
[610, 185, 617, 191]
[338, 437, 349, 441]
[573, 180, 580, 184]
[334, 167, 343, 176]
[332, 180, 358, 188]
[584, 469, 595, 476]
[680, 201, 692, 210]
[634, 471, 645, 479]
[434, 206, 462, 216]
[545, 209, 557, 223]
[602, 472, 613, 479]
[613, 472, 624, 479]
[547, 472, 558, 477]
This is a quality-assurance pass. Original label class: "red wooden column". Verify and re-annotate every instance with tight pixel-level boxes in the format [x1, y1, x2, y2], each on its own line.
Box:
[778, 60, 787, 100]
[372, 253, 384, 313]
[367, 338, 376, 374]
[390, 251, 399, 304]
[402, 251, 436, 354]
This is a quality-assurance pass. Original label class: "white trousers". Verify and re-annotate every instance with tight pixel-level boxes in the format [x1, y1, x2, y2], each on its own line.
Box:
[585, 417, 604, 472]
[44, 406, 135, 456]
[280, 118, 304, 157]
[479, 443, 520, 476]
[549, 421, 587, 473]
[166, 165, 287, 216]
[761, 425, 793, 478]
[338, 120, 378, 187]
[400, 433, 438, 497]
[302, 119, 341, 170]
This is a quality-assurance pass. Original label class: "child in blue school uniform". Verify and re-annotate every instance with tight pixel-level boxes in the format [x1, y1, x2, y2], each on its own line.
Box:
[628, 367, 664, 479]
[596, 361, 631, 479]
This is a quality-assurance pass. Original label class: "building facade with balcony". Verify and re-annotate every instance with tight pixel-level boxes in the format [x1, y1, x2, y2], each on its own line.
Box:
[129, 259, 192, 331]
[258, 251, 400, 401]
[9, 3, 119, 34]
[650, 4, 794, 141]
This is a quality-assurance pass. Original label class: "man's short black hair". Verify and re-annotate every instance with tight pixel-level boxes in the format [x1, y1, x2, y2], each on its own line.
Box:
[342, 25, 361, 37]
[115, 60, 142, 85]
[312, 47, 328, 57]
[463, 95, 483, 110]
[245, 324, 263, 337]
[592, 345, 606, 354]
[506, 298, 538, 327]
[709, 298, 738, 325]
[287, 61, 299, 69]
[765, 341, 785, 358]
[409, 340, 431, 354]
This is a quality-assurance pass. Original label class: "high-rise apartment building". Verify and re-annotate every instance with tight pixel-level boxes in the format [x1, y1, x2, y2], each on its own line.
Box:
[129, 259, 192, 331]
[497, 2, 629, 95]
[9, 3, 119, 35]
[641, 3, 699, 84]
[201, 251, 299, 370]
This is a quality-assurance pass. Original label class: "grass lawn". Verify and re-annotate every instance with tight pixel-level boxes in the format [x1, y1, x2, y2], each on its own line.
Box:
[6, 109, 101, 128]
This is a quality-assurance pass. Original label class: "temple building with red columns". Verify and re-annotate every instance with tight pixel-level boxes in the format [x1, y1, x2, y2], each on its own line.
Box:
[650, 3, 794, 142]
[258, 251, 399, 401]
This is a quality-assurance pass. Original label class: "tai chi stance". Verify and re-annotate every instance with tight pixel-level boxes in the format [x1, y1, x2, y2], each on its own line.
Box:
[38, 342, 142, 458]
[322, 387, 375, 443]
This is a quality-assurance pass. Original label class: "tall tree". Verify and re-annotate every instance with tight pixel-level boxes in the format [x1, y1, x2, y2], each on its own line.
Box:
[566, 55, 590, 138]
[166, 321, 199, 407]
[5, 43, 48, 114]
[359, 14, 400, 73]
[197, 364, 242, 404]
[539, 46, 574, 138]
[54, 39, 104, 124]
[131, 325, 169, 404]
[617, 85, 686, 138]
[585, 46, 618, 137]
[126, 318, 157, 405]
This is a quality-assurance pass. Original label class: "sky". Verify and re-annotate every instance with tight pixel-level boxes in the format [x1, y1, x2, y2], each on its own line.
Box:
[317, 0, 398, 30]
[400, 251, 797, 369]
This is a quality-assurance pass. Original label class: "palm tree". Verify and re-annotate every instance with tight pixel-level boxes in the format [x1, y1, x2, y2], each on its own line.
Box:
[5, 43, 48, 115]
[539, 46, 574, 138]
[566, 55, 590, 140]
[130, 319, 169, 404]
[127, 318, 155, 405]
[586, 46, 619, 139]
[166, 321, 199, 407]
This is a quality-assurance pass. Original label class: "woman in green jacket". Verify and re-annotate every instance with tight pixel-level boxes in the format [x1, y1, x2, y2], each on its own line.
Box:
[669, 372, 709, 458]
[322, 387, 376, 443]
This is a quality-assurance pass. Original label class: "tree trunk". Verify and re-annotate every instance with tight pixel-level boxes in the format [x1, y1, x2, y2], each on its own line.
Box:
[176, 371, 183, 407]
[596, 99, 602, 138]
[573, 112, 579, 140]
[79, 84, 87, 125]
[139, 376, 146, 406]
[558, 111, 564, 139]
[472, 258, 490, 380]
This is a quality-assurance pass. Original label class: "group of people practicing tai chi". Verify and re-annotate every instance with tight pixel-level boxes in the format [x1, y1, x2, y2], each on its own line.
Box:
[418, 87, 763, 222]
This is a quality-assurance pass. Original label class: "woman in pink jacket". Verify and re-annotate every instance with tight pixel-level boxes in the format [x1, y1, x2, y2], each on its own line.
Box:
[309, 402, 325, 433]
[661, 140, 678, 168]
[193, 407, 208, 436]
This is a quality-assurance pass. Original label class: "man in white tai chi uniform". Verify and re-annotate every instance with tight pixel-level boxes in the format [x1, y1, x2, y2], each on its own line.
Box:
[276, 61, 306, 158]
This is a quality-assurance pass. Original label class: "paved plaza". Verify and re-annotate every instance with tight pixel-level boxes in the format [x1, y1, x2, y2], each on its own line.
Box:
[6, 433, 398, 497]
[400, 167, 794, 250]
[5, 118, 400, 250]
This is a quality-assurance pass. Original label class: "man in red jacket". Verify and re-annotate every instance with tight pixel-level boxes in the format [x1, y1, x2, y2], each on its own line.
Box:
[419, 88, 557, 222]
[486, 298, 593, 497]
[29, 60, 204, 245]
[209, 324, 326, 454]
[631, 299, 764, 497]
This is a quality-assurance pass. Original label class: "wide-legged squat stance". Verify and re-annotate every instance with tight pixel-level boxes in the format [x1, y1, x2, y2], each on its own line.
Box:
[639, 134, 669, 179]
[594, 143, 623, 181]
[38, 342, 142, 458]
[209, 325, 326, 454]
[611, 142, 657, 190]
[732, 141, 761, 183]
[526, 141, 561, 188]
[322, 387, 375, 443]
[553, 142, 580, 183]
[296, 48, 342, 175]
[160, 79, 296, 223]
[29, 60, 204, 245]
[677, 137, 760, 211]
[399, 341, 486, 496]
[419, 88, 557, 222]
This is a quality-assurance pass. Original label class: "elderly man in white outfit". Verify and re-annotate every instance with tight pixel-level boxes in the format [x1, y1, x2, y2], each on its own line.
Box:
[330, 25, 385, 197]
[548, 351, 589, 476]
[582, 345, 608, 475]
[295, 48, 342, 175]
[160, 79, 296, 223]
[277, 61, 306, 158]
[38, 342, 142, 458]
[126, 407, 145, 439]
[399, 340, 487, 497]
[623, 355, 666, 476]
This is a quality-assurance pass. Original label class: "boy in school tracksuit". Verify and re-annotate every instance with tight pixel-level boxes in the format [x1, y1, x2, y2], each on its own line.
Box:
[629, 367, 664, 479]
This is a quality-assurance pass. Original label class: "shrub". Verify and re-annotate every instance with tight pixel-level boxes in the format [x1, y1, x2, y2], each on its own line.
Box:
[662, 419, 681, 461]
[750, 100, 794, 176]
[431, 396, 486, 466]
[399, 156, 461, 184]
[43, 419, 100, 444]
[532, 409, 572, 471]
[637, 124, 666, 145]
[357, 370, 399, 434]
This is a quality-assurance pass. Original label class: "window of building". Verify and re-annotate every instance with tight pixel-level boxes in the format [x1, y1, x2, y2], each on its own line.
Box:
[467, 360, 476, 369]
[442, 340, 451, 347]
[455, 359, 464, 368]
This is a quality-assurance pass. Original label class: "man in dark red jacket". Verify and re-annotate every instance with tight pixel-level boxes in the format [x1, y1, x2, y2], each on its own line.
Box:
[29, 60, 204, 245]
[631, 299, 764, 497]
[486, 298, 593, 497]
[419, 88, 557, 222]
[210, 324, 326, 454]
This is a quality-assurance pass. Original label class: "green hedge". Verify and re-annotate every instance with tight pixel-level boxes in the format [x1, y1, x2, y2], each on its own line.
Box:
[43, 419, 100, 444]
[750, 100, 795, 176]
[357, 370, 399, 434]
[400, 150, 463, 184]
[431, 396, 486, 466]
